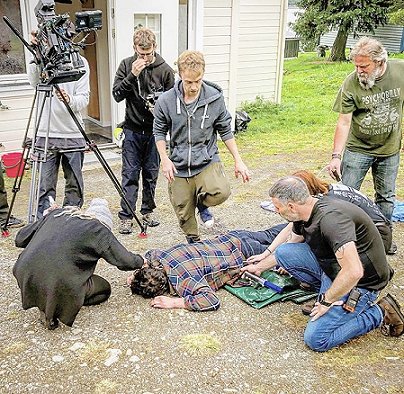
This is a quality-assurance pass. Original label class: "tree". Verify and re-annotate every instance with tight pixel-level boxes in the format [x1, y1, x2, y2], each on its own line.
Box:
[292, 0, 393, 61]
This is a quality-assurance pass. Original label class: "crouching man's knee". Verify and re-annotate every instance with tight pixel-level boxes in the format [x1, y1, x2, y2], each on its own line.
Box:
[303, 324, 334, 352]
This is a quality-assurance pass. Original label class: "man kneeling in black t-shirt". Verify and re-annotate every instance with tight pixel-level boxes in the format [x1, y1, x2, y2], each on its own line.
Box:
[242, 176, 403, 352]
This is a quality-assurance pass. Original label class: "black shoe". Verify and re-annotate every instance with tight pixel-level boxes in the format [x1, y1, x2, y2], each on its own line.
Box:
[387, 241, 398, 255]
[142, 213, 160, 227]
[186, 235, 201, 244]
[0, 216, 24, 228]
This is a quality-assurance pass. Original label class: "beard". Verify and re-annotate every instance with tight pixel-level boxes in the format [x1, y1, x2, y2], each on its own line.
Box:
[357, 64, 384, 90]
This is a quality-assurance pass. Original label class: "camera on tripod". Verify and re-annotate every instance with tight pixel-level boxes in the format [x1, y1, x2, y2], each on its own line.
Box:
[33, 0, 102, 85]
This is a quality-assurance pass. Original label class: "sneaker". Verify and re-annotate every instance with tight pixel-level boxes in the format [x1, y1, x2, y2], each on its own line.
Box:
[387, 241, 398, 255]
[197, 204, 214, 228]
[186, 235, 201, 244]
[119, 219, 133, 234]
[0, 215, 24, 228]
[377, 293, 404, 337]
[142, 213, 160, 227]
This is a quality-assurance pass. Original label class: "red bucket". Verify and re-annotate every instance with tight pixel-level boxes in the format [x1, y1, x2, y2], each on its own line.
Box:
[1, 152, 24, 178]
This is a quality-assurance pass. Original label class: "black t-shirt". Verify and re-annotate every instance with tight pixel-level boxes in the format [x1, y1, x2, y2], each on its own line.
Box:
[293, 196, 392, 290]
[327, 184, 389, 225]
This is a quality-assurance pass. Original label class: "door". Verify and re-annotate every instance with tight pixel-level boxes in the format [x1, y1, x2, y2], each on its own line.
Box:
[110, 0, 179, 130]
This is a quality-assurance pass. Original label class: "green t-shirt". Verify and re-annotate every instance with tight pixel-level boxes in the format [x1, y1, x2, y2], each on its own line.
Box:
[333, 60, 404, 157]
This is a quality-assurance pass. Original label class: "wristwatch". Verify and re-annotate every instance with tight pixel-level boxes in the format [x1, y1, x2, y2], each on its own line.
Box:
[318, 293, 332, 307]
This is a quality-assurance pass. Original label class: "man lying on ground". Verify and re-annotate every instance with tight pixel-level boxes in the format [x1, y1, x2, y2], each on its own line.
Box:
[127, 224, 286, 311]
[13, 198, 144, 330]
[242, 176, 403, 352]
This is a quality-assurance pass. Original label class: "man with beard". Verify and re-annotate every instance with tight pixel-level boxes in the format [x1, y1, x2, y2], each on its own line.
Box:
[242, 176, 403, 352]
[327, 37, 404, 254]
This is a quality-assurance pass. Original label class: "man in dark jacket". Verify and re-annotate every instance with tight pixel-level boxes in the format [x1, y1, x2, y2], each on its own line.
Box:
[13, 199, 144, 330]
[153, 50, 250, 243]
[113, 27, 174, 234]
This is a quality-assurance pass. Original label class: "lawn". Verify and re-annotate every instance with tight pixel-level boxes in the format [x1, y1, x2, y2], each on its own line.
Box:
[223, 52, 404, 199]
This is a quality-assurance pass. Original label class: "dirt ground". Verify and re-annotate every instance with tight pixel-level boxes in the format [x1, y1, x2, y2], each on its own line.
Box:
[0, 150, 403, 394]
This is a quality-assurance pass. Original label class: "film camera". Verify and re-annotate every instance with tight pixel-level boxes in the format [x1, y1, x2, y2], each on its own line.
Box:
[32, 0, 102, 84]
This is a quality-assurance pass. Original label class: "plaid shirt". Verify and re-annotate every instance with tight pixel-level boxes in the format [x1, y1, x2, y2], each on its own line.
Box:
[145, 234, 244, 311]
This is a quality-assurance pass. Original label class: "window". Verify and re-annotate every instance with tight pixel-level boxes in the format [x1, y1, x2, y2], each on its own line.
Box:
[134, 14, 162, 50]
[0, 0, 26, 76]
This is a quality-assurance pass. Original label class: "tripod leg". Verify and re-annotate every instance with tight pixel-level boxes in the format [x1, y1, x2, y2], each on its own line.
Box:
[54, 84, 147, 236]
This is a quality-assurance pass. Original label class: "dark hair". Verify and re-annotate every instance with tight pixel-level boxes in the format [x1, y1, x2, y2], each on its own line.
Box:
[130, 267, 169, 298]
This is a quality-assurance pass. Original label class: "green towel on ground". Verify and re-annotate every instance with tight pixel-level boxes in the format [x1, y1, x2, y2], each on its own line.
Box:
[225, 270, 317, 309]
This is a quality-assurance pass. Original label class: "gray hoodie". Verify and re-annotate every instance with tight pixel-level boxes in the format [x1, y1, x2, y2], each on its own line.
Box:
[153, 79, 233, 177]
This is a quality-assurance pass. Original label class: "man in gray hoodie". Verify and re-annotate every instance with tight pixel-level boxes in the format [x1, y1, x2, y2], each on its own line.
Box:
[153, 50, 250, 243]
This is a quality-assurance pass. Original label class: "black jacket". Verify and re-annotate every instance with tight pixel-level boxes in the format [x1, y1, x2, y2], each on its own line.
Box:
[13, 209, 144, 326]
[112, 53, 174, 133]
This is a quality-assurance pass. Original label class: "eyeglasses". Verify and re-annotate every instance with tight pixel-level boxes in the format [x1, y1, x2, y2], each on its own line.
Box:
[136, 49, 154, 58]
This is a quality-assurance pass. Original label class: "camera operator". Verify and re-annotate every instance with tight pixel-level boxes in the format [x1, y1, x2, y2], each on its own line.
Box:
[27, 30, 90, 218]
[112, 27, 174, 235]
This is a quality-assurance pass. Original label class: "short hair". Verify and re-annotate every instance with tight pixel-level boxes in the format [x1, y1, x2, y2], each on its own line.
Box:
[177, 50, 205, 75]
[350, 37, 387, 63]
[293, 170, 329, 195]
[130, 267, 168, 298]
[133, 27, 156, 49]
[269, 176, 311, 205]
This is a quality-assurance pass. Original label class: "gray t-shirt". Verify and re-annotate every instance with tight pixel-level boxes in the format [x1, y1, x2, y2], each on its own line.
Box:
[293, 196, 393, 290]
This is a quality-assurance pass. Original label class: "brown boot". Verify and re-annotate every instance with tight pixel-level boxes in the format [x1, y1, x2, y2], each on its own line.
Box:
[377, 293, 404, 337]
[301, 300, 315, 316]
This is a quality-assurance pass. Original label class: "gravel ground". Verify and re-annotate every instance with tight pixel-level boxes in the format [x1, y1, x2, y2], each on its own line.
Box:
[0, 152, 403, 394]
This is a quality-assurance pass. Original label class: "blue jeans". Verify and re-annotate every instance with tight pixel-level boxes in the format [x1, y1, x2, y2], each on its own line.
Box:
[275, 243, 383, 352]
[228, 223, 287, 258]
[341, 149, 399, 221]
[119, 129, 160, 219]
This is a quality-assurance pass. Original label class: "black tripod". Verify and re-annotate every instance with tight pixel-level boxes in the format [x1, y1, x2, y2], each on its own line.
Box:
[1, 83, 147, 237]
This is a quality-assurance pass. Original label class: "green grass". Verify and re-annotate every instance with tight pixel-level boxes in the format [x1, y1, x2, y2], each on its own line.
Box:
[225, 52, 404, 198]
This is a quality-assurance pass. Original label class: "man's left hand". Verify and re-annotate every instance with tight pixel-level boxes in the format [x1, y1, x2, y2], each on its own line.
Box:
[310, 300, 343, 321]
[234, 161, 250, 183]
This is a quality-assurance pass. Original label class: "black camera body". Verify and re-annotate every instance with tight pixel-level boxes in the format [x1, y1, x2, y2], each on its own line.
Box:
[33, 0, 102, 85]
[144, 91, 163, 113]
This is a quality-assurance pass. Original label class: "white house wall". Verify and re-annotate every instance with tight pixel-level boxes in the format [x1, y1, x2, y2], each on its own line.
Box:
[237, 0, 284, 106]
[203, 1, 232, 101]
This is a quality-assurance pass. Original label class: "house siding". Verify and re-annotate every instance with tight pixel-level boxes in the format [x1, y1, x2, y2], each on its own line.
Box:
[0, 84, 33, 153]
[236, 0, 284, 105]
[203, 0, 286, 110]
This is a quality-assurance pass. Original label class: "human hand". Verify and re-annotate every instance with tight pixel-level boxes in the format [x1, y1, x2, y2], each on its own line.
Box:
[310, 299, 343, 321]
[240, 264, 263, 277]
[150, 295, 184, 309]
[234, 160, 250, 183]
[126, 273, 134, 286]
[327, 158, 342, 181]
[246, 252, 267, 264]
[131, 58, 148, 77]
[55, 88, 70, 104]
[161, 158, 177, 182]
[30, 30, 38, 45]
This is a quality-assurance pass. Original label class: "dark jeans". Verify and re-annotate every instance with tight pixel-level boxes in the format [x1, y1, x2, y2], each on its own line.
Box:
[228, 223, 287, 259]
[119, 129, 160, 219]
[83, 274, 111, 306]
[0, 169, 9, 220]
[38, 150, 84, 217]
[341, 149, 399, 221]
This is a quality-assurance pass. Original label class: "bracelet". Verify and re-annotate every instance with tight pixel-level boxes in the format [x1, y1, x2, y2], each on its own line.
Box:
[266, 247, 273, 254]
[331, 153, 342, 160]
